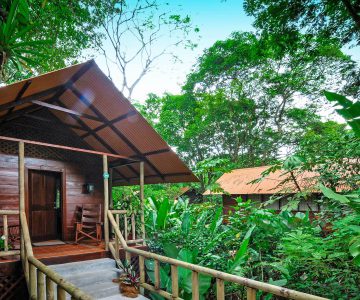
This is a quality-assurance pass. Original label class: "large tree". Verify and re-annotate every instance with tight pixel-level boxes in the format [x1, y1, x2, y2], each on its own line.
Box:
[94, 0, 198, 99]
[1, 0, 105, 83]
[243, 0, 360, 47]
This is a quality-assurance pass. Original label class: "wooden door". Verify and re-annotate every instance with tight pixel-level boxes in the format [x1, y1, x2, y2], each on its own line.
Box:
[28, 170, 61, 242]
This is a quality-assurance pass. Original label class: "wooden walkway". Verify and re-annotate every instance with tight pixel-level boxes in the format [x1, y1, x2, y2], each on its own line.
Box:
[0, 242, 108, 265]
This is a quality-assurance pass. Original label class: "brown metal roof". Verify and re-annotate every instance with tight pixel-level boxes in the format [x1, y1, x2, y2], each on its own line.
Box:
[204, 166, 318, 195]
[0, 60, 198, 185]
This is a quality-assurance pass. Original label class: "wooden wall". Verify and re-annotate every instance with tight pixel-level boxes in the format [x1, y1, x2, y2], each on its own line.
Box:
[0, 153, 103, 241]
[222, 193, 321, 217]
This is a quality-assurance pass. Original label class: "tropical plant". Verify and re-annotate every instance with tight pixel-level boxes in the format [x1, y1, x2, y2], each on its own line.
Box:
[0, 0, 50, 82]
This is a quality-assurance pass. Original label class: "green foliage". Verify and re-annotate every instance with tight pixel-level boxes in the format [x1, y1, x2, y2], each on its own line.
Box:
[145, 195, 360, 299]
[244, 0, 360, 47]
[0, 0, 50, 82]
[324, 91, 360, 136]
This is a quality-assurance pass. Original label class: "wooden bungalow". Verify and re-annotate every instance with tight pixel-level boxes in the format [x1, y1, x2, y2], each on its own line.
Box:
[0, 62, 327, 300]
[204, 166, 321, 216]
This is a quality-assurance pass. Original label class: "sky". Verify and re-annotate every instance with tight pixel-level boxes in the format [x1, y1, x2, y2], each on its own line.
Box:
[94, 0, 360, 103]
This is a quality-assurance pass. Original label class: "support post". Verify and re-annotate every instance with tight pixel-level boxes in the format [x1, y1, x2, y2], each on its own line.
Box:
[171, 265, 179, 298]
[29, 263, 37, 299]
[103, 155, 109, 251]
[140, 161, 145, 245]
[37, 270, 45, 300]
[46, 276, 55, 300]
[3, 215, 8, 251]
[192, 271, 199, 300]
[139, 255, 145, 295]
[19, 141, 29, 285]
[154, 259, 160, 290]
[216, 278, 225, 300]
[247, 287, 256, 300]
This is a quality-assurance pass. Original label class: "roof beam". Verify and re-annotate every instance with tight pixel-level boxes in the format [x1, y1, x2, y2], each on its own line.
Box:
[81, 110, 137, 138]
[113, 172, 192, 183]
[0, 135, 139, 160]
[31, 100, 102, 122]
[69, 85, 165, 180]
[0, 80, 32, 125]
[109, 148, 171, 168]
[0, 85, 62, 113]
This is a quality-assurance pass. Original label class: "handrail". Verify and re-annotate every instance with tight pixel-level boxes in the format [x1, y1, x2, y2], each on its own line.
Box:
[108, 211, 328, 300]
[0, 209, 20, 257]
[110, 209, 144, 244]
[20, 211, 93, 299]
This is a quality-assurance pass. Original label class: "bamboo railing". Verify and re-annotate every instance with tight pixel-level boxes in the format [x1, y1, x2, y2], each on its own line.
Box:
[20, 211, 93, 300]
[108, 211, 328, 300]
[0, 209, 20, 257]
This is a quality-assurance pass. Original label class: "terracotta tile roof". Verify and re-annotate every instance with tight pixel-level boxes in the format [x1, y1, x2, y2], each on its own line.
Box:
[204, 166, 318, 195]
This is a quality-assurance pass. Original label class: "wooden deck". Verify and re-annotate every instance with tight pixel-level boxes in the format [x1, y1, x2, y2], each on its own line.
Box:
[0, 241, 148, 265]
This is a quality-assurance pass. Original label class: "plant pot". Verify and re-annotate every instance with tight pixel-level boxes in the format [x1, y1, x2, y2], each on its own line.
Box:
[120, 282, 139, 298]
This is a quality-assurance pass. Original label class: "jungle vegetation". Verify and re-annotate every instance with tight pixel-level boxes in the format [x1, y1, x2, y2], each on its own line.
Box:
[1, 0, 359, 299]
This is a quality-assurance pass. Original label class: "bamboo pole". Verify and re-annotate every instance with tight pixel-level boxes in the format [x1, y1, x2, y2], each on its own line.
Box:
[154, 259, 160, 290]
[139, 255, 145, 296]
[124, 215, 128, 241]
[125, 250, 131, 262]
[247, 287, 256, 300]
[192, 271, 199, 300]
[46, 276, 55, 300]
[107, 212, 127, 248]
[139, 256, 145, 284]
[19, 141, 25, 212]
[0, 210, 19, 214]
[139, 161, 145, 245]
[109, 210, 127, 214]
[3, 215, 8, 251]
[131, 213, 136, 240]
[103, 155, 109, 251]
[37, 270, 45, 300]
[171, 265, 179, 298]
[57, 286, 66, 300]
[0, 250, 20, 257]
[216, 278, 225, 300]
[115, 214, 120, 259]
[29, 263, 37, 299]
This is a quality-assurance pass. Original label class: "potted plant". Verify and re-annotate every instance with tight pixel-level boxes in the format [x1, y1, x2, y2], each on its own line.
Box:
[113, 260, 140, 298]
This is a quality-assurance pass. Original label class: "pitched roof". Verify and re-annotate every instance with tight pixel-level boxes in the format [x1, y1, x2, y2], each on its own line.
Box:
[0, 60, 198, 185]
[204, 166, 318, 195]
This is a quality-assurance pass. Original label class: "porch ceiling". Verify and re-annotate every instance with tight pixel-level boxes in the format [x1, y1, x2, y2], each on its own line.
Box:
[0, 60, 198, 185]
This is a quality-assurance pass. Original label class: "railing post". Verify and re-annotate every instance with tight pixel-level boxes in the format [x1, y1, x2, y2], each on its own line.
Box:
[124, 214, 128, 241]
[192, 271, 199, 300]
[139, 255, 145, 295]
[154, 259, 160, 290]
[247, 287, 256, 300]
[29, 263, 37, 299]
[37, 270, 45, 300]
[131, 213, 136, 240]
[216, 278, 225, 300]
[171, 265, 179, 298]
[140, 161, 145, 245]
[18, 142, 29, 285]
[125, 250, 131, 262]
[115, 214, 120, 260]
[46, 276, 54, 300]
[103, 155, 109, 251]
[3, 215, 8, 251]
[57, 286, 66, 300]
